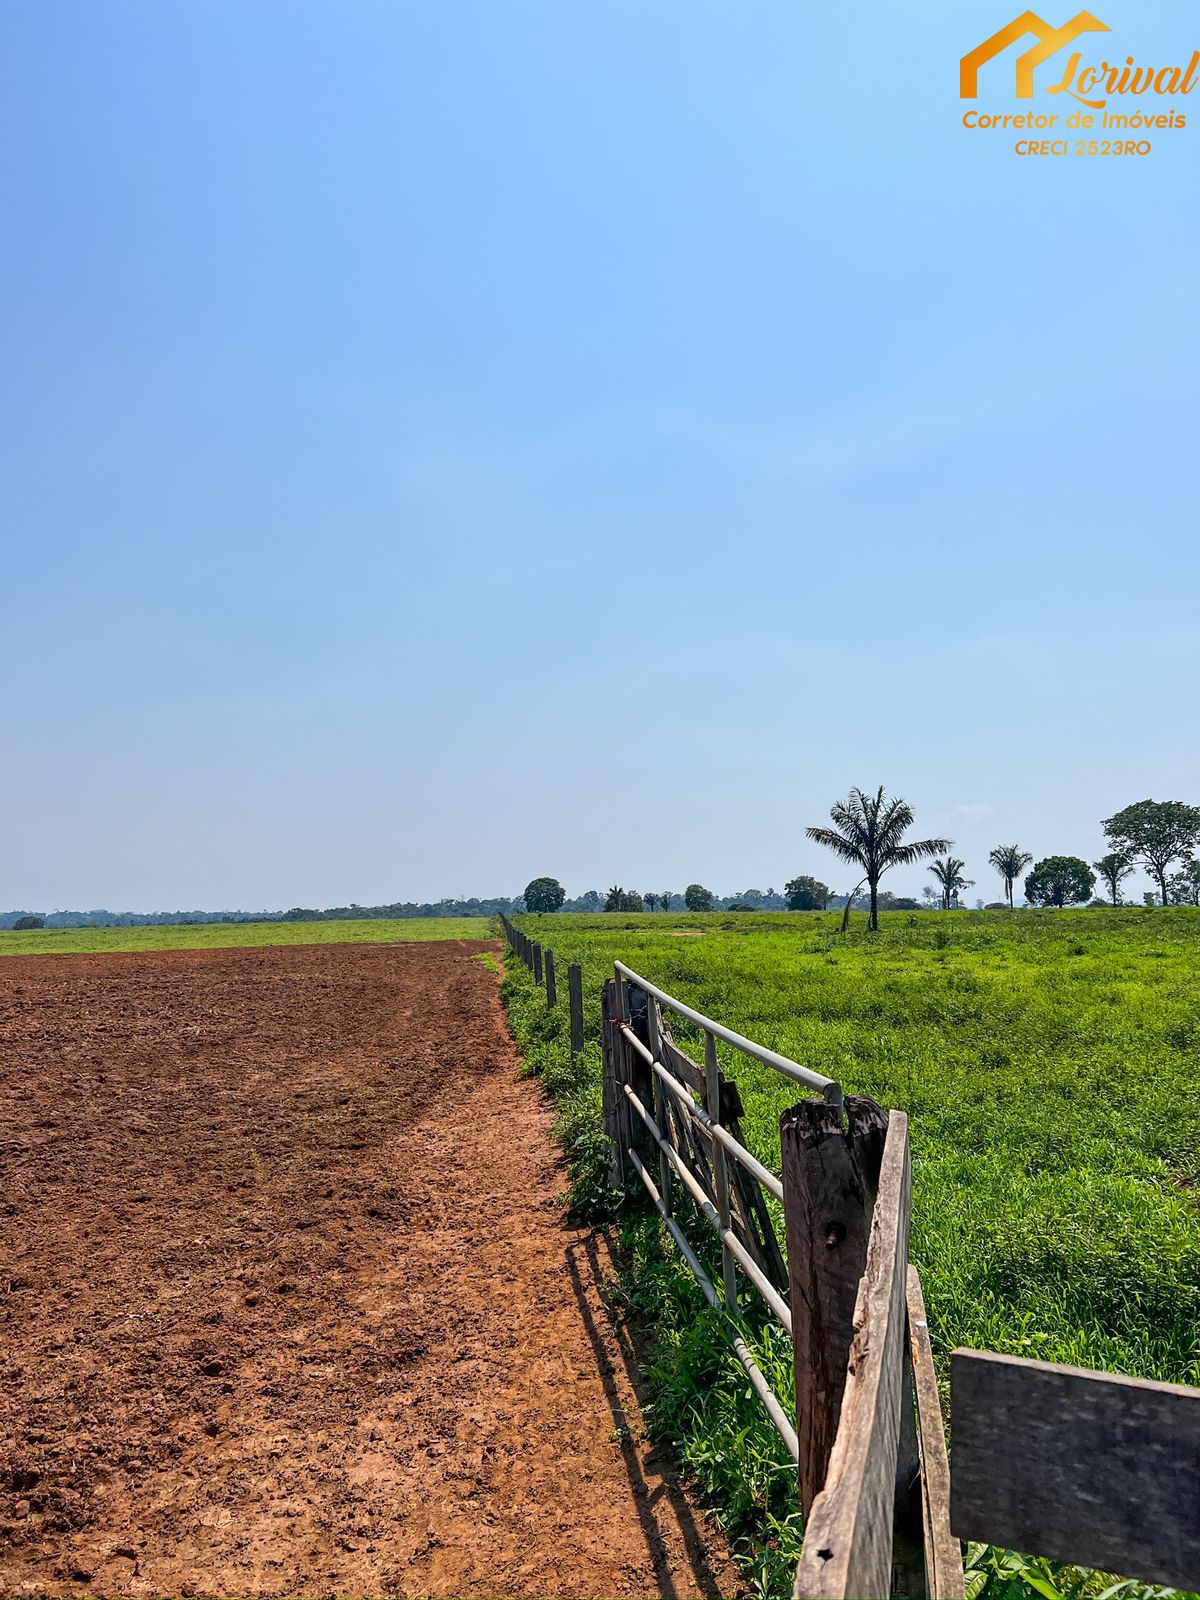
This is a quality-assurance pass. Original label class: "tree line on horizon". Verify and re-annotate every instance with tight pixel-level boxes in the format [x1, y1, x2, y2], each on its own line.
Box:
[8, 796, 1198, 935]
[522, 793, 1200, 928]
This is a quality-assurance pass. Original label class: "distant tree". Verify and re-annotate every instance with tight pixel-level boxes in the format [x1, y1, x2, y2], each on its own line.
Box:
[988, 845, 1033, 910]
[523, 876, 565, 914]
[684, 883, 714, 912]
[728, 902, 754, 912]
[660, 890, 673, 912]
[12, 915, 44, 931]
[1103, 800, 1200, 910]
[928, 856, 973, 910]
[604, 886, 644, 912]
[1024, 856, 1096, 908]
[784, 874, 832, 911]
[570, 889, 602, 913]
[1092, 851, 1134, 907]
[877, 891, 921, 911]
[644, 892, 659, 913]
[1144, 891, 1160, 907]
[1168, 859, 1200, 906]
[920, 885, 940, 909]
[807, 786, 950, 931]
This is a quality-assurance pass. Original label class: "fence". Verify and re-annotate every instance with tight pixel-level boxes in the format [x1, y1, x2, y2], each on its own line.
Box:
[499, 916, 1200, 1599]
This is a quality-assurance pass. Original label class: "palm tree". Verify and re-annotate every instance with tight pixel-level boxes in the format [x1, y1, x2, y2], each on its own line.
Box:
[928, 855, 973, 910]
[806, 787, 950, 931]
[988, 844, 1033, 910]
[644, 892, 659, 913]
[660, 891, 673, 912]
[1093, 851, 1134, 906]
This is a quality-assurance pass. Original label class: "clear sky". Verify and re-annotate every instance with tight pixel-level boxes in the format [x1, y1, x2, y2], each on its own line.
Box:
[3, 1, 1197, 911]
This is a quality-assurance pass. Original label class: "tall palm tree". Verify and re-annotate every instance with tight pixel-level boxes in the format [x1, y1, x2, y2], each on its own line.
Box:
[928, 855, 973, 911]
[988, 844, 1033, 909]
[806, 787, 950, 931]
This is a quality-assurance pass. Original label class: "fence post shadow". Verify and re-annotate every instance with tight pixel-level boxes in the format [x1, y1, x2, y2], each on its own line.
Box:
[562, 1228, 730, 1600]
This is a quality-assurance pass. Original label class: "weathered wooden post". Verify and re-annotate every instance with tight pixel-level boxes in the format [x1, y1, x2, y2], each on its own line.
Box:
[601, 978, 624, 1189]
[622, 979, 656, 1175]
[792, 1112, 916, 1600]
[532, 942, 542, 984]
[568, 964, 584, 1058]
[705, 1029, 738, 1312]
[544, 948, 556, 1008]
[646, 996, 672, 1217]
[780, 1094, 888, 1520]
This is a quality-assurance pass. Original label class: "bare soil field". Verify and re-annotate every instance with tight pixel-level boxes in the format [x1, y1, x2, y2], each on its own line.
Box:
[0, 942, 735, 1599]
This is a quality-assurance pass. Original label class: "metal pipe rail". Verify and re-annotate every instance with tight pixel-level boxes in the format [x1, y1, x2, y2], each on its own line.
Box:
[623, 1081, 793, 1335]
[626, 1147, 800, 1463]
[619, 1020, 785, 1201]
[613, 960, 842, 1110]
[648, 1049, 785, 1203]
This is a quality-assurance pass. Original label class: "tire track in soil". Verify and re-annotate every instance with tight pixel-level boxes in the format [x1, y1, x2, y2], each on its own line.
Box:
[0, 941, 738, 1598]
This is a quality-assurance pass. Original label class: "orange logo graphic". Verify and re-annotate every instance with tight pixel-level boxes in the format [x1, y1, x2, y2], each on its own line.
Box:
[960, 10, 1109, 97]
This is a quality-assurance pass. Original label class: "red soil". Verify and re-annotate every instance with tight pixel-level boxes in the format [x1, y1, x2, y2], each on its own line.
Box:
[0, 942, 737, 1599]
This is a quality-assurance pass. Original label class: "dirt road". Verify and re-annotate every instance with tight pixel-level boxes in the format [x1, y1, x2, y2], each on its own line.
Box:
[0, 941, 736, 1598]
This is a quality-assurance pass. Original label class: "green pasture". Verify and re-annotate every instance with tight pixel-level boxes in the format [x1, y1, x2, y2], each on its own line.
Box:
[0, 916, 490, 957]
[503, 908, 1200, 1597]
[514, 906, 1200, 1384]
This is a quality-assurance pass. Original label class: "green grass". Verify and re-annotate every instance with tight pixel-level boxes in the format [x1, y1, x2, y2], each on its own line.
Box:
[0, 916, 491, 957]
[502, 908, 1200, 1599]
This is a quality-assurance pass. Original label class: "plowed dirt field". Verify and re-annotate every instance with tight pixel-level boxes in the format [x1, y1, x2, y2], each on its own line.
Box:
[0, 942, 735, 1598]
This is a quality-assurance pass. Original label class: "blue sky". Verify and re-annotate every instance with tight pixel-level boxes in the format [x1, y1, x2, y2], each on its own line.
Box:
[3, 1, 1197, 910]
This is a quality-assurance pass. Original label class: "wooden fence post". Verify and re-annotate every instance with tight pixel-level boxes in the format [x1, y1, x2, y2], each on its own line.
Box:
[614, 969, 640, 1171]
[793, 1114, 912, 1600]
[601, 978, 624, 1189]
[705, 1029, 738, 1312]
[781, 1094, 889, 1520]
[532, 942, 543, 984]
[568, 964, 584, 1057]
[545, 948, 556, 1008]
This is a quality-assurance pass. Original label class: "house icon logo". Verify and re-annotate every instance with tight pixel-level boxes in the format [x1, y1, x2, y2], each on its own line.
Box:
[960, 9, 1110, 97]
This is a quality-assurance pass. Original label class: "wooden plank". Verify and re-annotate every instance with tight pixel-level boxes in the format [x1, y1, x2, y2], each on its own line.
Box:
[662, 1037, 706, 1096]
[706, 1029, 738, 1312]
[950, 1350, 1200, 1593]
[600, 979, 623, 1189]
[653, 1024, 717, 1204]
[544, 948, 556, 1008]
[892, 1325, 925, 1600]
[794, 1112, 912, 1600]
[646, 999, 673, 1217]
[907, 1267, 963, 1600]
[782, 1095, 890, 1518]
[568, 964, 584, 1056]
